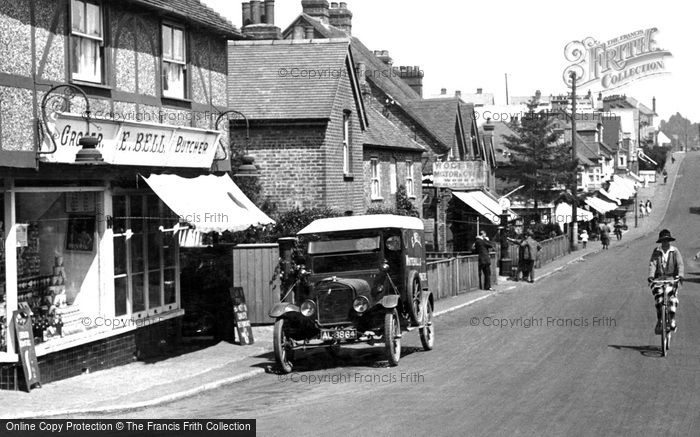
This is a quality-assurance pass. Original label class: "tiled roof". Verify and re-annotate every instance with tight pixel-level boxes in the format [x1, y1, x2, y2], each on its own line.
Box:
[404, 98, 462, 149]
[228, 39, 355, 120]
[364, 107, 425, 152]
[130, 0, 241, 37]
[459, 92, 495, 106]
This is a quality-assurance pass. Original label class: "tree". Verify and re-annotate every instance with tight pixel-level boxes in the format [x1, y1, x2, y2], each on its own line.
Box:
[503, 98, 576, 216]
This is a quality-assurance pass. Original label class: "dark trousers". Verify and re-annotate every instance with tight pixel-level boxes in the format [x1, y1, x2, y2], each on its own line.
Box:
[479, 263, 491, 290]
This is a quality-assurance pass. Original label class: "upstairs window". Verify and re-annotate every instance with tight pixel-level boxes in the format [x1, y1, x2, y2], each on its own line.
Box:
[70, 0, 104, 83]
[370, 158, 381, 199]
[406, 161, 415, 198]
[343, 111, 351, 174]
[162, 24, 186, 99]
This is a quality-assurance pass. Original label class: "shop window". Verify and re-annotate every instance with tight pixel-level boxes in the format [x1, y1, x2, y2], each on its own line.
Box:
[113, 194, 179, 318]
[370, 158, 381, 199]
[162, 24, 187, 99]
[406, 161, 415, 198]
[14, 192, 101, 345]
[71, 0, 104, 83]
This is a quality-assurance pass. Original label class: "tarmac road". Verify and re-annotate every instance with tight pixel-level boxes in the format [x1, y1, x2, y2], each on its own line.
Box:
[90, 154, 700, 436]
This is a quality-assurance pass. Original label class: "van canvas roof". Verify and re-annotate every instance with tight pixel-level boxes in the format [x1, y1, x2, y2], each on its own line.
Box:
[297, 215, 424, 235]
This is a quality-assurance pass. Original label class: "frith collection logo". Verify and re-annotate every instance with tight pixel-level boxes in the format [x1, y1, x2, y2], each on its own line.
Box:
[562, 28, 672, 90]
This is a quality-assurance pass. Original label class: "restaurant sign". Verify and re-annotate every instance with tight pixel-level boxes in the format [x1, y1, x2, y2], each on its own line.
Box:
[43, 113, 222, 168]
[432, 161, 486, 190]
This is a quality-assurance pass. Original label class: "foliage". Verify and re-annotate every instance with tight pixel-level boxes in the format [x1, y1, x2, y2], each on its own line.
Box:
[367, 185, 420, 217]
[659, 113, 699, 150]
[503, 97, 576, 213]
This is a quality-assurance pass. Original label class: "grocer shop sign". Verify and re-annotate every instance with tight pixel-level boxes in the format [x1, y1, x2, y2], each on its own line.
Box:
[432, 161, 486, 189]
[43, 113, 221, 168]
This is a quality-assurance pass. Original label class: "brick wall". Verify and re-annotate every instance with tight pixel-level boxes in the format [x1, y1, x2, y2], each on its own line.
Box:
[363, 148, 422, 215]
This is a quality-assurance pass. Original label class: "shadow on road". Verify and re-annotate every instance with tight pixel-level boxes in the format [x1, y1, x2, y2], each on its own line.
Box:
[608, 344, 663, 358]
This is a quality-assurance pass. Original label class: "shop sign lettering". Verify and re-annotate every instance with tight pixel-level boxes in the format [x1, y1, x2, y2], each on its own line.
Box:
[432, 161, 486, 190]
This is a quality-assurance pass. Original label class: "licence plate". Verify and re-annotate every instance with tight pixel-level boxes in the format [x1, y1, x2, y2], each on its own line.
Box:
[320, 329, 357, 341]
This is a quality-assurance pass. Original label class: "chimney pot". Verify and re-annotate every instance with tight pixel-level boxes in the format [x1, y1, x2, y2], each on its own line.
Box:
[455, 90, 461, 98]
[250, 0, 261, 24]
[339, 1, 347, 8]
[264, 0, 275, 25]
[302, 0, 330, 25]
[331, 2, 338, 7]
[441, 88, 447, 95]
[476, 88, 483, 94]
[241, 2, 252, 26]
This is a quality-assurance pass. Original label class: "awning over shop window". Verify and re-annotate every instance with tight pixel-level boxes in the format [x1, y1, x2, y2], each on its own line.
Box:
[598, 188, 621, 205]
[142, 174, 275, 234]
[554, 202, 594, 229]
[452, 190, 518, 224]
[584, 196, 618, 214]
[606, 176, 636, 200]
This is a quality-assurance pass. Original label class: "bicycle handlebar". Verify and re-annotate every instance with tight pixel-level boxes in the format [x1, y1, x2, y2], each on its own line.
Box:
[649, 277, 680, 288]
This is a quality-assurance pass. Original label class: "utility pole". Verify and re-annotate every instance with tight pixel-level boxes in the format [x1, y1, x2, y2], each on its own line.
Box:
[504, 73, 510, 105]
[569, 72, 578, 251]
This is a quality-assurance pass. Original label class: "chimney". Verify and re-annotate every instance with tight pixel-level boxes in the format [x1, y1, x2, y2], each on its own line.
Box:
[455, 90, 461, 98]
[652, 96, 656, 113]
[305, 26, 315, 39]
[329, 1, 352, 34]
[476, 88, 483, 94]
[302, 0, 330, 25]
[242, 2, 252, 26]
[441, 88, 447, 95]
[250, 0, 261, 23]
[242, 0, 281, 39]
[535, 89, 542, 101]
[265, 0, 275, 24]
[292, 24, 305, 39]
[397, 65, 424, 97]
[375, 50, 392, 66]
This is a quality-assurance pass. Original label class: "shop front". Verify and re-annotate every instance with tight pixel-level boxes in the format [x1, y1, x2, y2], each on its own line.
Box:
[0, 112, 271, 390]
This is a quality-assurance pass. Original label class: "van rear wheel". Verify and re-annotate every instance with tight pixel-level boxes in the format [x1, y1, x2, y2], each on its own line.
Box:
[384, 309, 401, 366]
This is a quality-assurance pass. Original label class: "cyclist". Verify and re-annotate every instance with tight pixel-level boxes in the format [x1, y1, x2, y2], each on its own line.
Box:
[648, 229, 684, 334]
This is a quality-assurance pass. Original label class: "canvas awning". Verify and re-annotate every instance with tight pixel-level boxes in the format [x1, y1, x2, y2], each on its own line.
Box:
[554, 202, 594, 229]
[598, 188, 621, 205]
[584, 197, 618, 214]
[607, 177, 635, 200]
[142, 174, 275, 234]
[452, 190, 518, 225]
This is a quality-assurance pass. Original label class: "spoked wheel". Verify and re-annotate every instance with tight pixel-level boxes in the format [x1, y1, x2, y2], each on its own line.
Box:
[409, 279, 422, 326]
[419, 299, 434, 351]
[660, 307, 667, 357]
[273, 319, 294, 373]
[384, 309, 401, 366]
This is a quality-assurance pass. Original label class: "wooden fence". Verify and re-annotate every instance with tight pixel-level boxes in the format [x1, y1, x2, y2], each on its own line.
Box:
[426, 253, 498, 301]
[232, 244, 281, 324]
[508, 235, 570, 269]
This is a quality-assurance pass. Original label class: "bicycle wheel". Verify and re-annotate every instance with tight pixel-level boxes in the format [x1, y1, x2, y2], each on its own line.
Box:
[660, 305, 667, 357]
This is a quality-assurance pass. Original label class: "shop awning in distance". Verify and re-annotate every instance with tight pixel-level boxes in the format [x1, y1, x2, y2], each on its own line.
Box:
[142, 174, 275, 234]
[452, 190, 518, 225]
[584, 196, 618, 214]
[554, 202, 594, 228]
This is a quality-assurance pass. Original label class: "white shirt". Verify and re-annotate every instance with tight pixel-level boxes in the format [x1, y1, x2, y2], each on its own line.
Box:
[659, 246, 676, 271]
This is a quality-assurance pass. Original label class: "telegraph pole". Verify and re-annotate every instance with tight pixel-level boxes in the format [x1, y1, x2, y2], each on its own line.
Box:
[569, 72, 579, 251]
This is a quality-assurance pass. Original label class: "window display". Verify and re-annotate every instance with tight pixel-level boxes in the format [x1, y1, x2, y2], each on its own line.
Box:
[15, 192, 100, 344]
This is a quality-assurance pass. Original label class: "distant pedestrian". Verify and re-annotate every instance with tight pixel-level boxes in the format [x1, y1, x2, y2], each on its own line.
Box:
[520, 230, 542, 283]
[663, 169, 668, 184]
[646, 199, 652, 212]
[472, 230, 495, 291]
[580, 230, 589, 249]
[672, 155, 676, 164]
[614, 222, 622, 241]
[600, 221, 611, 249]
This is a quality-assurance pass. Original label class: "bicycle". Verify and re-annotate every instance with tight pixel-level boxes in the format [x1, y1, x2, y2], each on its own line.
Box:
[649, 277, 680, 357]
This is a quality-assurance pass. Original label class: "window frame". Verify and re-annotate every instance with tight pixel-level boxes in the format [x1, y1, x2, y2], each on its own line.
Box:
[69, 0, 105, 84]
[161, 23, 188, 100]
[112, 193, 180, 320]
[406, 160, 415, 198]
[343, 111, 352, 176]
[370, 158, 382, 200]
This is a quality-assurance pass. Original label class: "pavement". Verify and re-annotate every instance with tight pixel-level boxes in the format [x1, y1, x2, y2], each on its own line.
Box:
[0, 153, 684, 419]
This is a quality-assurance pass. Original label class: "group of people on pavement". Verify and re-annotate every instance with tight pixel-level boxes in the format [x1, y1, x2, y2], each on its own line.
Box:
[472, 229, 543, 291]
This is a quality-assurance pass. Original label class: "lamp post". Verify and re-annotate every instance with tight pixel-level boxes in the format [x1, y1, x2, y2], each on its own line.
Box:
[214, 110, 259, 178]
[569, 71, 579, 251]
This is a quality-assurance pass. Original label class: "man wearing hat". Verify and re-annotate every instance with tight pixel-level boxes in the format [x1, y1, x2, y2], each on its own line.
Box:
[648, 229, 685, 334]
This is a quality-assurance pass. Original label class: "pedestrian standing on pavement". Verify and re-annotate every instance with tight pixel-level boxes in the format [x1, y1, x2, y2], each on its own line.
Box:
[646, 199, 652, 212]
[663, 169, 668, 184]
[473, 230, 495, 291]
[520, 230, 542, 283]
[672, 155, 676, 164]
[614, 221, 622, 241]
[600, 221, 611, 249]
[580, 229, 589, 248]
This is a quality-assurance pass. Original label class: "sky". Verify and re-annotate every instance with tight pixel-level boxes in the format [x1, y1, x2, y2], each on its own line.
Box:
[202, 0, 698, 123]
